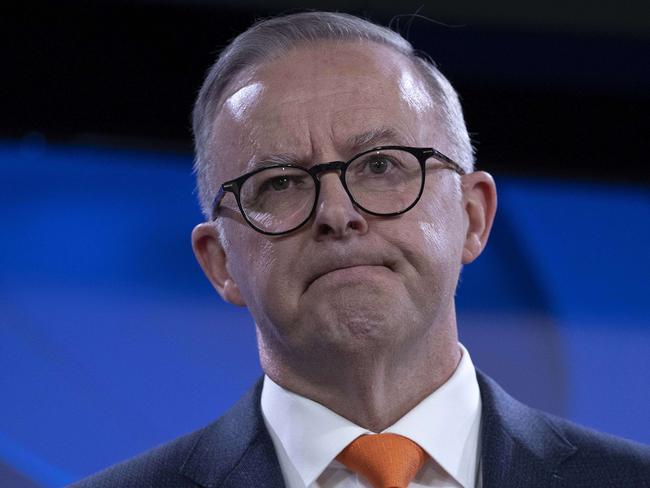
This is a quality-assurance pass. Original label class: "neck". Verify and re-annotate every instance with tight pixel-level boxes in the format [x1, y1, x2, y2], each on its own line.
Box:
[259, 324, 461, 432]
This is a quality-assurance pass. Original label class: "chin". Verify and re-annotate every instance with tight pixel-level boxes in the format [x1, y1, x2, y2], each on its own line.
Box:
[309, 302, 410, 350]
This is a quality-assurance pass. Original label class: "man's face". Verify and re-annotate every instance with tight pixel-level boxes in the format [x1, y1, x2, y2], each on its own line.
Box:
[194, 42, 489, 366]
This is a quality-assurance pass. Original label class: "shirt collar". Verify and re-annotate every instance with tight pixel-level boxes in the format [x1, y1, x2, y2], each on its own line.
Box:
[261, 343, 482, 488]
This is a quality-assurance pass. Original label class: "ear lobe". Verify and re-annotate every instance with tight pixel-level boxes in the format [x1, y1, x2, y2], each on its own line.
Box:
[462, 234, 482, 263]
[191, 223, 246, 306]
[222, 278, 245, 306]
[461, 171, 497, 265]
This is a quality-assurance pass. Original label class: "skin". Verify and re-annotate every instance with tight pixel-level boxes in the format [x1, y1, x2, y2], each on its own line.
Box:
[192, 41, 497, 432]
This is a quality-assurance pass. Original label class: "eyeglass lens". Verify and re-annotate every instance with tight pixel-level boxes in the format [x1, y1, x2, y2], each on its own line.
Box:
[238, 149, 422, 234]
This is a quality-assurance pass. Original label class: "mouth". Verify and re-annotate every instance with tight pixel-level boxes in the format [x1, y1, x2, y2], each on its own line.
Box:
[306, 262, 392, 291]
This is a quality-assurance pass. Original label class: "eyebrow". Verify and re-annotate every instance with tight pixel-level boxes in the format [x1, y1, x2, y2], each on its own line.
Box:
[245, 126, 410, 172]
[346, 127, 410, 152]
[245, 153, 302, 172]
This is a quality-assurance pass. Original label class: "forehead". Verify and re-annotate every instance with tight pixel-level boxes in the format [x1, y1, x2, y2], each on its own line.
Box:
[211, 41, 438, 178]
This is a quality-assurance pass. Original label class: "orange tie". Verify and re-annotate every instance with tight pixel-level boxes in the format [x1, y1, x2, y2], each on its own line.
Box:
[336, 433, 427, 488]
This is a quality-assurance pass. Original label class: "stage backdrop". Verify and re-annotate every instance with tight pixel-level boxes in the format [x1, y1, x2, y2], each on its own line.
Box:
[1, 139, 649, 487]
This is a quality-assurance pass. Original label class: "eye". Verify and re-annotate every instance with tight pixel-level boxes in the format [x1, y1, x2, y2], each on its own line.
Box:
[367, 157, 391, 174]
[257, 172, 309, 194]
[241, 167, 314, 212]
[355, 154, 399, 176]
[270, 176, 290, 191]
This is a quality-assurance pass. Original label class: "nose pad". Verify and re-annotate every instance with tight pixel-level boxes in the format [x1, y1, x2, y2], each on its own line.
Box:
[312, 173, 368, 239]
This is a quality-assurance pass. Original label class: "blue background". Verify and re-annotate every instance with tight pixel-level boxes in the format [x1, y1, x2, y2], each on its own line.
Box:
[1, 140, 649, 486]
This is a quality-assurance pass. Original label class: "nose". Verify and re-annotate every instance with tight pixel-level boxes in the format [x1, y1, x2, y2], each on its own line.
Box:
[312, 172, 368, 240]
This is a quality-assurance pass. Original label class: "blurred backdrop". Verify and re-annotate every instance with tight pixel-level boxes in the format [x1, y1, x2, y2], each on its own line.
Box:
[1, 1, 649, 486]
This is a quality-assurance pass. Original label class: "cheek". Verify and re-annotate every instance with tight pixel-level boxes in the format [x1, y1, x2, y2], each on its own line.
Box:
[419, 220, 447, 254]
[226, 229, 300, 321]
[421, 175, 463, 234]
[407, 179, 465, 276]
[417, 209, 463, 259]
[412, 219, 460, 280]
[224, 225, 275, 299]
[247, 244, 277, 297]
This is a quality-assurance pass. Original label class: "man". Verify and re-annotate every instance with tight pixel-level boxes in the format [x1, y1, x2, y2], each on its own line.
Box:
[71, 11, 650, 488]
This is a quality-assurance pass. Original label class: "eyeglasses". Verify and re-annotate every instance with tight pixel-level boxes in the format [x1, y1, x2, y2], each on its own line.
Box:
[211, 145, 466, 236]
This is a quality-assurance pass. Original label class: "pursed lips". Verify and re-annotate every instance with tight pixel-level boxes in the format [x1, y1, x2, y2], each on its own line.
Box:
[305, 261, 392, 290]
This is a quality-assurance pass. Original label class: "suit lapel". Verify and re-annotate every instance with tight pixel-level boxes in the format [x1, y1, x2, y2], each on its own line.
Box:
[179, 378, 285, 488]
[476, 371, 577, 488]
[220, 431, 286, 488]
[177, 370, 578, 488]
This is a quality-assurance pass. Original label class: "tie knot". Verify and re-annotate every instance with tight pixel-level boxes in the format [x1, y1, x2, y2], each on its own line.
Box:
[336, 433, 427, 488]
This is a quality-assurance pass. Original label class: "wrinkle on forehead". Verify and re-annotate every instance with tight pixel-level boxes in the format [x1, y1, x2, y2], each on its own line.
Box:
[212, 44, 438, 180]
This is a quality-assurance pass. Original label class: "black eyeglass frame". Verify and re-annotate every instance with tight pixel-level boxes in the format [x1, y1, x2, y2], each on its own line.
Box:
[211, 145, 467, 236]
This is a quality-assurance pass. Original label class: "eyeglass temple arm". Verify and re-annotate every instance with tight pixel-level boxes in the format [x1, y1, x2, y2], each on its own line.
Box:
[426, 148, 466, 175]
[211, 183, 233, 220]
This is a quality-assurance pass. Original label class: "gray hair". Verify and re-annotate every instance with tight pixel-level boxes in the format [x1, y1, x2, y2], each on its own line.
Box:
[192, 11, 474, 221]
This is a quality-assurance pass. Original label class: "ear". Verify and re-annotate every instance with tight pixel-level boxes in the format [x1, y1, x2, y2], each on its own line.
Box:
[191, 222, 246, 306]
[461, 171, 497, 264]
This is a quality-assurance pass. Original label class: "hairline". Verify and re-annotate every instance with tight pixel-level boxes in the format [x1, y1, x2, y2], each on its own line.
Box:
[192, 14, 475, 225]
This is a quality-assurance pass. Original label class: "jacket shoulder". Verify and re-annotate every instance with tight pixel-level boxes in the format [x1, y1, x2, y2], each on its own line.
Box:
[68, 425, 208, 488]
[476, 370, 650, 487]
[68, 378, 271, 488]
[544, 412, 650, 484]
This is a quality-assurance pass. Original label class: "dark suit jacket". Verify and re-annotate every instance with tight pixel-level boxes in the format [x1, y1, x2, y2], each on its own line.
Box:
[69, 371, 650, 487]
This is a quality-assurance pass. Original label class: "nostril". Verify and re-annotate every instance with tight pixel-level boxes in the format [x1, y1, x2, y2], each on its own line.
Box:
[317, 222, 336, 236]
[312, 206, 368, 240]
[348, 220, 364, 232]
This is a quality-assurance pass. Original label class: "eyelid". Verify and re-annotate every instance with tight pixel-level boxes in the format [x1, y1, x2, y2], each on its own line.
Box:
[249, 154, 305, 170]
[354, 150, 401, 163]
[256, 168, 309, 186]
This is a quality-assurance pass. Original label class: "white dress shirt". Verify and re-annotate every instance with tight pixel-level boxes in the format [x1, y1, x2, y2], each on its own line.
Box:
[261, 343, 482, 488]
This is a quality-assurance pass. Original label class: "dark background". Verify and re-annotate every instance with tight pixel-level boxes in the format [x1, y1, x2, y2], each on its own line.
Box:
[3, 0, 650, 181]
